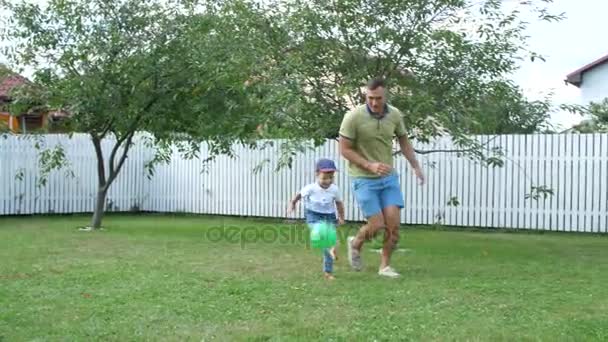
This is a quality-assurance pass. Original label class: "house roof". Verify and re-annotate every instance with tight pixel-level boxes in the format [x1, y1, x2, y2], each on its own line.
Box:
[565, 53, 608, 87]
[0, 72, 30, 101]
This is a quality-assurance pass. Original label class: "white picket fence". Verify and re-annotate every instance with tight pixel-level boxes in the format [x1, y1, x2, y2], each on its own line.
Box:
[1, 133, 607, 232]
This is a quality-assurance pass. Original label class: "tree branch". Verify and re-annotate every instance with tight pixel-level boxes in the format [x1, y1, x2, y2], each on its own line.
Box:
[304, 76, 348, 114]
[332, 135, 499, 156]
[107, 95, 161, 185]
[392, 136, 499, 155]
[98, 118, 115, 139]
[91, 134, 107, 187]
[389, 4, 453, 75]
[108, 130, 132, 177]
[411, 147, 473, 155]
[105, 131, 135, 189]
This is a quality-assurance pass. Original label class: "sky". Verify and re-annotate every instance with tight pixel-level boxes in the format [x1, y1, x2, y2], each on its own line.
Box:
[1, 0, 606, 130]
[509, 0, 608, 129]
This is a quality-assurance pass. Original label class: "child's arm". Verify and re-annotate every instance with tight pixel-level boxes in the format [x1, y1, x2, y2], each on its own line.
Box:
[336, 200, 345, 225]
[287, 193, 302, 214]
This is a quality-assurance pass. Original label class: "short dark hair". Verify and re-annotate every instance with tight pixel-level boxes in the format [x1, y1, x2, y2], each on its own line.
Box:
[367, 78, 386, 90]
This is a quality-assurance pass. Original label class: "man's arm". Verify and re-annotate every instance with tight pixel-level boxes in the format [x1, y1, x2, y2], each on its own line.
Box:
[339, 137, 371, 171]
[398, 135, 425, 184]
[339, 137, 392, 176]
[338, 111, 371, 171]
[339, 109, 392, 176]
[398, 135, 420, 169]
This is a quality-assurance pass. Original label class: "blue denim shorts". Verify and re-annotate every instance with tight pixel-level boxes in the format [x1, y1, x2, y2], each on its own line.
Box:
[352, 172, 404, 218]
[305, 210, 337, 225]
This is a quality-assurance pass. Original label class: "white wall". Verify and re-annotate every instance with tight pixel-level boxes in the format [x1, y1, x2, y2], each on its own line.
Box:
[1, 134, 608, 233]
[580, 62, 608, 104]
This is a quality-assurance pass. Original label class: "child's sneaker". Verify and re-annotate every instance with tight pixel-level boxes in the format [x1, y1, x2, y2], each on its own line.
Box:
[347, 236, 362, 271]
[324, 272, 335, 280]
[378, 266, 400, 278]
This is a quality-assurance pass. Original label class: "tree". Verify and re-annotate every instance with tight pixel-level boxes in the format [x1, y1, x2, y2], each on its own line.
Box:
[1, 0, 271, 229]
[465, 80, 555, 135]
[571, 98, 608, 133]
[236, 0, 569, 164]
[1, 0, 574, 228]
[232, 0, 576, 208]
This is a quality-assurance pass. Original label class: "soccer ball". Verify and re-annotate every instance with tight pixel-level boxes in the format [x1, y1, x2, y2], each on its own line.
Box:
[310, 221, 337, 249]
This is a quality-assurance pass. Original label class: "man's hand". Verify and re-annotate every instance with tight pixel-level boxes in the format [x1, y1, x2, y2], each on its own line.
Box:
[414, 166, 425, 185]
[366, 162, 392, 176]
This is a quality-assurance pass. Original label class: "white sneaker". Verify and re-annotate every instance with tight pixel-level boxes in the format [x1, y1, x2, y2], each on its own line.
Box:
[378, 266, 400, 278]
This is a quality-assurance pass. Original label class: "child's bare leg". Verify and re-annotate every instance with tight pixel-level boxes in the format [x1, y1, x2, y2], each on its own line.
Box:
[329, 246, 338, 261]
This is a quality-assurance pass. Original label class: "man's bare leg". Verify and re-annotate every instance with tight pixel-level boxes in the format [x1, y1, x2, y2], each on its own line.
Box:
[352, 213, 385, 250]
[348, 213, 385, 271]
[380, 206, 400, 270]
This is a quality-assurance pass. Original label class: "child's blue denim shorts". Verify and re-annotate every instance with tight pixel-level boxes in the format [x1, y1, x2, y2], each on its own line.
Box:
[352, 172, 404, 218]
[305, 210, 337, 225]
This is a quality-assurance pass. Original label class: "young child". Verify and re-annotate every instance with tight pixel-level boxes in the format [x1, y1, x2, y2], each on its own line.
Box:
[287, 158, 345, 280]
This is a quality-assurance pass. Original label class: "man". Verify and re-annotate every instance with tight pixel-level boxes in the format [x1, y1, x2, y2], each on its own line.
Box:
[339, 78, 425, 278]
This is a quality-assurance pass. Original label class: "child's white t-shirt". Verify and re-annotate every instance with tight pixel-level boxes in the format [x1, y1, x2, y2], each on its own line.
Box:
[300, 183, 341, 214]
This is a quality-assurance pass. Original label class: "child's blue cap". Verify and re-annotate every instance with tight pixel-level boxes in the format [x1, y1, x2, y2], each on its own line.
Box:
[316, 158, 337, 172]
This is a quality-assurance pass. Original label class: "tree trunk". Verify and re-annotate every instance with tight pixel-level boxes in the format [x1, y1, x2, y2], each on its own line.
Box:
[91, 188, 108, 229]
[89, 130, 134, 230]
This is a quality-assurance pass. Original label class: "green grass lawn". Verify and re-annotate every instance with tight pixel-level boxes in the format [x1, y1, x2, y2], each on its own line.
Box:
[1, 214, 608, 341]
